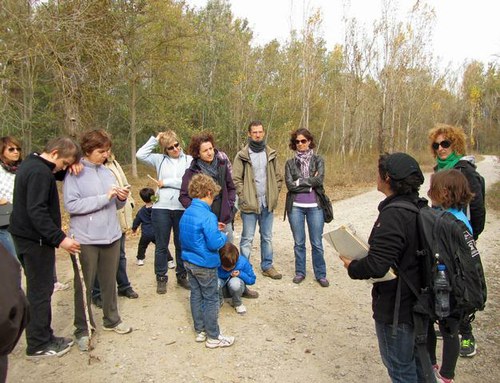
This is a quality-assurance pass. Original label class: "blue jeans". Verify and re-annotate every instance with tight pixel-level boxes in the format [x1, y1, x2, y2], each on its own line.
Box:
[184, 261, 220, 339]
[240, 206, 274, 271]
[218, 276, 246, 307]
[152, 208, 185, 280]
[93, 233, 131, 298]
[0, 228, 17, 259]
[375, 321, 434, 383]
[288, 206, 326, 279]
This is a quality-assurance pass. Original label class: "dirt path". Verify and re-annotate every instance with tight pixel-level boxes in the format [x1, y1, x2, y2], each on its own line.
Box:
[8, 156, 499, 383]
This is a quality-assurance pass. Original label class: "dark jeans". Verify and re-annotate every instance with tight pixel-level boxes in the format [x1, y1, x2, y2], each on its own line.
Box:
[152, 209, 185, 280]
[13, 236, 55, 354]
[375, 320, 433, 383]
[427, 317, 460, 379]
[137, 234, 155, 260]
[92, 234, 131, 298]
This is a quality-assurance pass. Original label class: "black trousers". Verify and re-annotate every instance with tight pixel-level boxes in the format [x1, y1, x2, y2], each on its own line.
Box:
[137, 234, 155, 260]
[13, 236, 55, 354]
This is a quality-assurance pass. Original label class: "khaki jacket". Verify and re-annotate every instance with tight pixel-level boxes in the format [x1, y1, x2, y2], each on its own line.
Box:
[232, 145, 283, 214]
[105, 155, 135, 231]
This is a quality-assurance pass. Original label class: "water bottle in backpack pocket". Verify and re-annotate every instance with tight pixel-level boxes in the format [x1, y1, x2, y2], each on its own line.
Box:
[434, 263, 451, 319]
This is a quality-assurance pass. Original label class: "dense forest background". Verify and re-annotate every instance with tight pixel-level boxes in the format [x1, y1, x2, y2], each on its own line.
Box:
[1, 0, 499, 178]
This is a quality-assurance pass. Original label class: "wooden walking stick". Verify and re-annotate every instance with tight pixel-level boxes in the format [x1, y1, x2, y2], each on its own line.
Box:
[72, 237, 98, 364]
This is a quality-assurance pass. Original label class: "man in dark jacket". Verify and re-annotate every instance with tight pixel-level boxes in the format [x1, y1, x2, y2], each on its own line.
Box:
[339, 153, 432, 383]
[9, 137, 81, 358]
[0, 244, 28, 382]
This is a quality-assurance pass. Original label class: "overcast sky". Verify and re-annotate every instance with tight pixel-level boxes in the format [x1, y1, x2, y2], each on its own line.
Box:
[186, 0, 500, 68]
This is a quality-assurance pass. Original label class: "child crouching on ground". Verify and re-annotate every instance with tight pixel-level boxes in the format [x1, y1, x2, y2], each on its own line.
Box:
[218, 242, 256, 315]
[132, 188, 156, 266]
[179, 174, 234, 348]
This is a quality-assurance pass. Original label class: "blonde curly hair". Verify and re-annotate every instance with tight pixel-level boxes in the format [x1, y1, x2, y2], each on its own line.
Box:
[428, 123, 467, 158]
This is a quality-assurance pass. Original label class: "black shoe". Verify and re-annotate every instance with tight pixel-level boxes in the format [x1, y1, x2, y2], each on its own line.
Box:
[118, 287, 139, 299]
[157, 276, 168, 294]
[51, 335, 74, 348]
[177, 275, 190, 290]
[92, 296, 103, 309]
[26, 341, 72, 359]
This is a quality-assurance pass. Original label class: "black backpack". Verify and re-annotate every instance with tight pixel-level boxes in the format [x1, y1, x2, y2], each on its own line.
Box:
[384, 199, 487, 383]
[385, 199, 487, 321]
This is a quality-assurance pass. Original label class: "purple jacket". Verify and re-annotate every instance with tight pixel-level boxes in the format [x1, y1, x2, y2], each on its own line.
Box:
[179, 150, 236, 224]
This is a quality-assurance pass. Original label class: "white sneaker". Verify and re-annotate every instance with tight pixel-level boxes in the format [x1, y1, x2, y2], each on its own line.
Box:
[76, 336, 90, 352]
[136, 259, 144, 266]
[235, 304, 247, 315]
[103, 322, 132, 335]
[195, 331, 207, 342]
[53, 282, 70, 292]
[167, 260, 175, 269]
[205, 334, 235, 349]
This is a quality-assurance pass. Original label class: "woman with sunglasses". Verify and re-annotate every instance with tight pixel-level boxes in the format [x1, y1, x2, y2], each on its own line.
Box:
[136, 130, 192, 294]
[284, 128, 329, 288]
[428, 123, 485, 359]
[0, 136, 23, 257]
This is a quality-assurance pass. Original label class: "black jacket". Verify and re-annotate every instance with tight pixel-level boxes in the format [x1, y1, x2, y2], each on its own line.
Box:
[284, 154, 326, 219]
[348, 194, 422, 325]
[0, 245, 29, 356]
[9, 153, 67, 247]
[454, 158, 485, 240]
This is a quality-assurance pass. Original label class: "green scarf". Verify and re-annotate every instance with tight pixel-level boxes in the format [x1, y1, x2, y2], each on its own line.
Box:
[436, 151, 462, 170]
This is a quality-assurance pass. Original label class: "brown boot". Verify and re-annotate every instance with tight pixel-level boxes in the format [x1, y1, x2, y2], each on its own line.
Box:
[262, 266, 282, 280]
[242, 287, 259, 299]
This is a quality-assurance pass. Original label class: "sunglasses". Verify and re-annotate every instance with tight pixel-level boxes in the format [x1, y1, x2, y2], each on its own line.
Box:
[7, 147, 22, 153]
[432, 140, 451, 150]
[295, 139, 308, 145]
[167, 142, 180, 151]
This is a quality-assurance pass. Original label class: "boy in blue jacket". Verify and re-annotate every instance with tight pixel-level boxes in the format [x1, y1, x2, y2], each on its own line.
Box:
[218, 242, 257, 315]
[132, 188, 156, 266]
[180, 174, 234, 349]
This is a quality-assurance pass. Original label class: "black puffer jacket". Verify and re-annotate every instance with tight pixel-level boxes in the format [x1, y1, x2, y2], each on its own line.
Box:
[348, 194, 422, 325]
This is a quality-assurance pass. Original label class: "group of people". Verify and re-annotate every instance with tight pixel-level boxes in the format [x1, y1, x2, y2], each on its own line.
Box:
[0, 121, 486, 382]
[340, 124, 485, 383]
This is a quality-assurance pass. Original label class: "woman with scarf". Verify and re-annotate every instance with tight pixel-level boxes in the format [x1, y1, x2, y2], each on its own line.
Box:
[428, 123, 486, 359]
[179, 132, 236, 243]
[0, 136, 22, 258]
[284, 128, 329, 288]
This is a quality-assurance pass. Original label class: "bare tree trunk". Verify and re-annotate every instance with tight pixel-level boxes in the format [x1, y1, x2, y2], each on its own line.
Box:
[130, 79, 138, 178]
